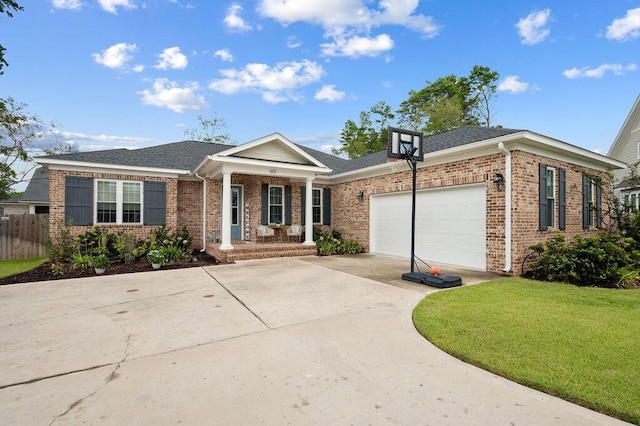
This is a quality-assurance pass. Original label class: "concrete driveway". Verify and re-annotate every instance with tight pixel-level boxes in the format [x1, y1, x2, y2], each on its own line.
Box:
[0, 255, 627, 425]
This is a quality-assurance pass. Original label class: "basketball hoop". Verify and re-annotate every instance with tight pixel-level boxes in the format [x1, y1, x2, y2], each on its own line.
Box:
[386, 126, 461, 288]
[387, 127, 423, 162]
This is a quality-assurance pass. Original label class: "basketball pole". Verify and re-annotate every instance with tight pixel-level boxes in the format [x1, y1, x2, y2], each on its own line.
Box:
[408, 153, 417, 274]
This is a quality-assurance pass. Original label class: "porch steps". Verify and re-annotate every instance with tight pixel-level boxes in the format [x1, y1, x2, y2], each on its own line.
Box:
[206, 242, 317, 263]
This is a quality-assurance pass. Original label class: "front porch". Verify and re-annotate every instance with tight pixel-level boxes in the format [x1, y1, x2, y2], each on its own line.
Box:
[206, 241, 318, 263]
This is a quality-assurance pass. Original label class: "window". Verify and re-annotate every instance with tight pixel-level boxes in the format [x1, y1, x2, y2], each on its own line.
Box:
[96, 180, 142, 225]
[546, 167, 556, 228]
[624, 192, 640, 212]
[268, 185, 283, 224]
[587, 179, 596, 227]
[582, 174, 602, 229]
[312, 188, 322, 224]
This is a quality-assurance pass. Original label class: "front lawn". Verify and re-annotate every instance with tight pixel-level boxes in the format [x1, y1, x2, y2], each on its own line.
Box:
[413, 278, 640, 424]
[0, 257, 48, 279]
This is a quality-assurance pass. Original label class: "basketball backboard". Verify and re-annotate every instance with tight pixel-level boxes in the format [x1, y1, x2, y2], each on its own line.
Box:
[387, 127, 423, 161]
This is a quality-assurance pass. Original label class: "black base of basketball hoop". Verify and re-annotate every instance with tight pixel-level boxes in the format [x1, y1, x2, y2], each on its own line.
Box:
[402, 272, 462, 288]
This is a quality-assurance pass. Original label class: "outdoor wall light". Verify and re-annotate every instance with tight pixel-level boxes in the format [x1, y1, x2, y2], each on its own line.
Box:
[493, 171, 505, 191]
[356, 190, 364, 201]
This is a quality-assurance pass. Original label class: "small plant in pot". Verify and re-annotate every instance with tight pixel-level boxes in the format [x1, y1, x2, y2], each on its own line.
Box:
[147, 249, 165, 269]
[89, 254, 109, 274]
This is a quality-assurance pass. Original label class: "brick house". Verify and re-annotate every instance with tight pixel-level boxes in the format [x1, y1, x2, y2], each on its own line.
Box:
[35, 126, 624, 274]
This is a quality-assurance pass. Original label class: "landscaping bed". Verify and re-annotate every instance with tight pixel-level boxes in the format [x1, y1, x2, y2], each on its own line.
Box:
[0, 252, 219, 286]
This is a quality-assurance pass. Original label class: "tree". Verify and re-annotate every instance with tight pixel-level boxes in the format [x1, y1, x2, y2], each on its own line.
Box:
[183, 114, 230, 144]
[0, 97, 70, 200]
[333, 101, 395, 159]
[397, 65, 500, 134]
[0, 0, 23, 75]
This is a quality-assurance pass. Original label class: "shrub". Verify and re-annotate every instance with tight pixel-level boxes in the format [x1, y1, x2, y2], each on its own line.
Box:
[314, 227, 364, 256]
[146, 249, 165, 265]
[89, 254, 109, 269]
[528, 232, 640, 288]
[70, 253, 92, 269]
[46, 226, 75, 263]
[115, 231, 137, 263]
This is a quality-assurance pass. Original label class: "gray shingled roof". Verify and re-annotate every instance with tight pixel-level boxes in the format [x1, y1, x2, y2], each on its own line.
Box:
[329, 126, 524, 175]
[36, 127, 524, 177]
[38, 140, 230, 171]
[21, 168, 50, 202]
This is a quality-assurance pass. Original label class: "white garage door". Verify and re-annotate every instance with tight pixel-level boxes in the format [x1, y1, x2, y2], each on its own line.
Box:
[370, 184, 486, 271]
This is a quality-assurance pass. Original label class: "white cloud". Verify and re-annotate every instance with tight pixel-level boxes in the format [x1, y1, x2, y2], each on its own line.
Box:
[257, 0, 439, 36]
[214, 49, 234, 62]
[321, 32, 394, 58]
[53, 130, 157, 151]
[132, 64, 145, 72]
[92, 42, 137, 69]
[98, 0, 136, 14]
[314, 84, 346, 102]
[139, 78, 206, 112]
[51, 0, 83, 10]
[224, 3, 252, 32]
[155, 47, 188, 70]
[498, 75, 533, 93]
[209, 59, 325, 104]
[287, 36, 302, 49]
[516, 9, 551, 45]
[257, 0, 439, 59]
[606, 7, 640, 41]
[563, 63, 638, 79]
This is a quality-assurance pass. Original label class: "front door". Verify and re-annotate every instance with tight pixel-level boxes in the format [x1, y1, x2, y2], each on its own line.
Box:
[231, 185, 243, 240]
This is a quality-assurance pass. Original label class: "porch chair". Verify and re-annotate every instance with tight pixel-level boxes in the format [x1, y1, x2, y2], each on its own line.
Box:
[256, 224, 275, 243]
[286, 224, 303, 243]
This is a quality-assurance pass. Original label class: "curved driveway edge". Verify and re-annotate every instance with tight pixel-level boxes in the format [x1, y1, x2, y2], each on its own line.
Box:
[0, 256, 629, 425]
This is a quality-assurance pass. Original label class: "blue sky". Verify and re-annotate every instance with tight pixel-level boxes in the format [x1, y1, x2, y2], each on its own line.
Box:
[2, 0, 639, 178]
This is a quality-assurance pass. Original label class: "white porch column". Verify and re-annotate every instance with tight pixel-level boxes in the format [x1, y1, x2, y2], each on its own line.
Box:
[303, 177, 315, 245]
[220, 171, 234, 250]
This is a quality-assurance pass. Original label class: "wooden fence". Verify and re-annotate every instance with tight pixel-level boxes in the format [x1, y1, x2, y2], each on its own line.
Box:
[0, 214, 49, 260]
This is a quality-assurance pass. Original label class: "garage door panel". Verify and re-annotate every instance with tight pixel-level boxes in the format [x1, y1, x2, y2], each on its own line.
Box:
[370, 184, 486, 271]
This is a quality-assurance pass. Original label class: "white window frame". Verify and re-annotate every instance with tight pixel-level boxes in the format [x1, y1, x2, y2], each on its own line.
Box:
[95, 179, 143, 225]
[268, 185, 284, 225]
[637, 141, 640, 160]
[312, 188, 322, 224]
[546, 167, 556, 228]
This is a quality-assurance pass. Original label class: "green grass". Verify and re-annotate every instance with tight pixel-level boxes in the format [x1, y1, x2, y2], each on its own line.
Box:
[413, 278, 640, 424]
[0, 257, 48, 279]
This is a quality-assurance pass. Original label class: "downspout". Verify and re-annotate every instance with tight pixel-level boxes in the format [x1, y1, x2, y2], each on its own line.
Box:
[497, 142, 512, 273]
[195, 173, 207, 252]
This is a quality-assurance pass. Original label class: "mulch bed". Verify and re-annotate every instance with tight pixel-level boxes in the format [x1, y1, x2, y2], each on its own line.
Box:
[0, 253, 221, 286]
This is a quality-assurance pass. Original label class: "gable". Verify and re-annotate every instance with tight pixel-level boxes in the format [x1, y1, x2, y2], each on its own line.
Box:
[232, 140, 313, 166]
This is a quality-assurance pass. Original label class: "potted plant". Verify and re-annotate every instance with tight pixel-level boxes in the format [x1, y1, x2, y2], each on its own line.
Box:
[147, 249, 165, 269]
[89, 254, 109, 275]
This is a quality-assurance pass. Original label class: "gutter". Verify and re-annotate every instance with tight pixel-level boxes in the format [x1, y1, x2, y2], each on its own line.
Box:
[195, 173, 207, 252]
[497, 142, 512, 273]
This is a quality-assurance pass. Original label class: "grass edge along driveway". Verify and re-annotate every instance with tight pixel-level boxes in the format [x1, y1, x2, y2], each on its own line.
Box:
[0, 258, 47, 279]
[413, 278, 640, 425]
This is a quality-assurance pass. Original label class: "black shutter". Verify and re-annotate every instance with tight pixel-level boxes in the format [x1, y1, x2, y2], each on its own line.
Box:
[322, 187, 331, 226]
[144, 182, 166, 225]
[582, 174, 590, 229]
[261, 183, 268, 224]
[284, 185, 292, 225]
[539, 164, 547, 231]
[300, 186, 306, 226]
[65, 176, 93, 226]
[596, 182, 602, 228]
[558, 168, 566, 230]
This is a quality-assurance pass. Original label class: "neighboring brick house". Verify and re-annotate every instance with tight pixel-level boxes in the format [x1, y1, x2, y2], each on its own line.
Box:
[35, 127, 624, 274]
